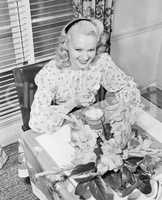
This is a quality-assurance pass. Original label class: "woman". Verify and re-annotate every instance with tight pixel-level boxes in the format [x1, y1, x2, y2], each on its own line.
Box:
[20, 18, 162, 199]
[29, 18, 141, 134]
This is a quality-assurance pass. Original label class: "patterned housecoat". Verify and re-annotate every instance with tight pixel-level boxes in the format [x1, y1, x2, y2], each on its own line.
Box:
[29, 53, 141, 134]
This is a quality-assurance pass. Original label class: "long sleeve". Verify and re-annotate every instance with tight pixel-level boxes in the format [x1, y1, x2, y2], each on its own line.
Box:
[29, 60, 76, 134]
[100, 53, 142, 124]
[98, 53, 142, 149]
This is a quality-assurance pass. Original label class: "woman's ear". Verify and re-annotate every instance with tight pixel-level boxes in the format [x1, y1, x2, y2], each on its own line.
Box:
[59, 33, 69, 50]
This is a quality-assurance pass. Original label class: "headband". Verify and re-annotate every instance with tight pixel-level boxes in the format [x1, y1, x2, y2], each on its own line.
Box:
[65, 18, 91, 33]
[63, 18, 104, 42]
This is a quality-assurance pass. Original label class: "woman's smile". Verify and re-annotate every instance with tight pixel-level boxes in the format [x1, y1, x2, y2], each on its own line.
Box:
[78, 58, 90, 65]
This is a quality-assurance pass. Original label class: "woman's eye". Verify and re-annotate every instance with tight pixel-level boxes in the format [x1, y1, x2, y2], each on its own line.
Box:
[75, 49, 82, 52]
[89, 49, 95, 52]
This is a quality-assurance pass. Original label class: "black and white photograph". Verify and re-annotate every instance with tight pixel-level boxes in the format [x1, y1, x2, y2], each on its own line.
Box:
[0, 1, 162, 200]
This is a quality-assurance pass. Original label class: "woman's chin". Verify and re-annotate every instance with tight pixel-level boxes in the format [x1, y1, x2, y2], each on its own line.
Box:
[77, 64, 88, 69]
[76, 61, 91, 70]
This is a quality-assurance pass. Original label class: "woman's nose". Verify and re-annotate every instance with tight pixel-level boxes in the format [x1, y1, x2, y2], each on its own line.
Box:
[80, 52, 89, 60]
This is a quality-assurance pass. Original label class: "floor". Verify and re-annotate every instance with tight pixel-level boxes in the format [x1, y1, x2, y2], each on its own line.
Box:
[0, 118, 21, 147]
[0, 142, 38, 200]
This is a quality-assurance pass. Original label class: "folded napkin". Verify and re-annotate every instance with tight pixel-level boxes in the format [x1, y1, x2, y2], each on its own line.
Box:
[36, 124, 75, 168]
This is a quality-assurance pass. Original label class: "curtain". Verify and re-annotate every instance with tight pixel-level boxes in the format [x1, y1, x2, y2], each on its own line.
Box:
[72, 0, 115, 53]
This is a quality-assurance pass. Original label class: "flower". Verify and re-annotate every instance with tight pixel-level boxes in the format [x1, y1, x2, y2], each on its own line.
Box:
[70, 125, 98, 165]
[97, 138, 123, 173]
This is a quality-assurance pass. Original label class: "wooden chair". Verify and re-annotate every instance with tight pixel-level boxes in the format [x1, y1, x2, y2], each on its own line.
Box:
[13, 60, 49, 131]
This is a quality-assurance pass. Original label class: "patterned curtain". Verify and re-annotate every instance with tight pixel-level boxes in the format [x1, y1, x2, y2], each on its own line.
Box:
[72, 0, 115, 53]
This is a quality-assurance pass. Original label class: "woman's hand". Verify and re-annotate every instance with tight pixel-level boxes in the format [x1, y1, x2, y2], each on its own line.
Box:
[73, 93, 92, 107]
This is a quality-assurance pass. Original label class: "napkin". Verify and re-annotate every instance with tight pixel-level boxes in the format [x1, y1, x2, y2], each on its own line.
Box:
[36, 124, 75, 168]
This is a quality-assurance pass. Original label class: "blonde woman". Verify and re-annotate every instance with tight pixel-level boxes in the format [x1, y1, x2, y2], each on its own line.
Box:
[18, 18, 162, 200]
[29, 18, 141, 134]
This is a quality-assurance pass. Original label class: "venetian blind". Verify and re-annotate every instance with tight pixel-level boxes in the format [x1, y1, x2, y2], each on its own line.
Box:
[0, 0, 74, 127]
[0, 0, 28, 127]
[29, 0, 74, 62]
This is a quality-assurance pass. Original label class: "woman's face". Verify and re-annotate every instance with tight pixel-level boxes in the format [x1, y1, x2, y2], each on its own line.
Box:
[67, 33, 98, 70]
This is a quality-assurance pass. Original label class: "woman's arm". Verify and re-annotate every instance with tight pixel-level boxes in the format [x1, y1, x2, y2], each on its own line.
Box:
[29, 61, 76, 134]
[100, 53, 142, 124]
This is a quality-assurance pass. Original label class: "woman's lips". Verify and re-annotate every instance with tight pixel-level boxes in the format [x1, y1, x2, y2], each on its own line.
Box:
[78, 59, 89, 64]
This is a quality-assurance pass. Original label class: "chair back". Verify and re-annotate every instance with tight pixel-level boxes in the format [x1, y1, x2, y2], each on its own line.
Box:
[13, 61, 49, 131]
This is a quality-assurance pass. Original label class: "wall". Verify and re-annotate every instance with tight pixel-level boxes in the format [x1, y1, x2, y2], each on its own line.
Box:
[0, 117, 22, 146]
[156, 42, 162, 89]
[111, 0, 162, 89]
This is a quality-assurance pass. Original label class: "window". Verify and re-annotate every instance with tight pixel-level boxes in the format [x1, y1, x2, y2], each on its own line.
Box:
[0, 0, 73, 127]
[30, 0, 73, 61]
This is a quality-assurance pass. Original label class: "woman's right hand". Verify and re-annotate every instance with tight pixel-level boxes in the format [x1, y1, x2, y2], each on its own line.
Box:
[73, 93, 91, 107]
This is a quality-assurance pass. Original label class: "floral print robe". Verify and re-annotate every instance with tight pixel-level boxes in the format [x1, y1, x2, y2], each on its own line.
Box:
[29, 53, 141, 134]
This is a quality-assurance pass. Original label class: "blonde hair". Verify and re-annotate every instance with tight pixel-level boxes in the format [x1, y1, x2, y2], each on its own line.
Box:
[55, 18, 105, 69]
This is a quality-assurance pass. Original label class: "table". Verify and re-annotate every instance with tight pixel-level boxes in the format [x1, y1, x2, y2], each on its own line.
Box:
[22, 98, 162, 200]
[22, 130, 79, 200]
[136, 96, 162, 143]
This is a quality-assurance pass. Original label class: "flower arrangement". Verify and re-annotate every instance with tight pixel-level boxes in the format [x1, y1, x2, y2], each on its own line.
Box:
[35, 107, 162, 200]
[67, 107, 162, 199]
